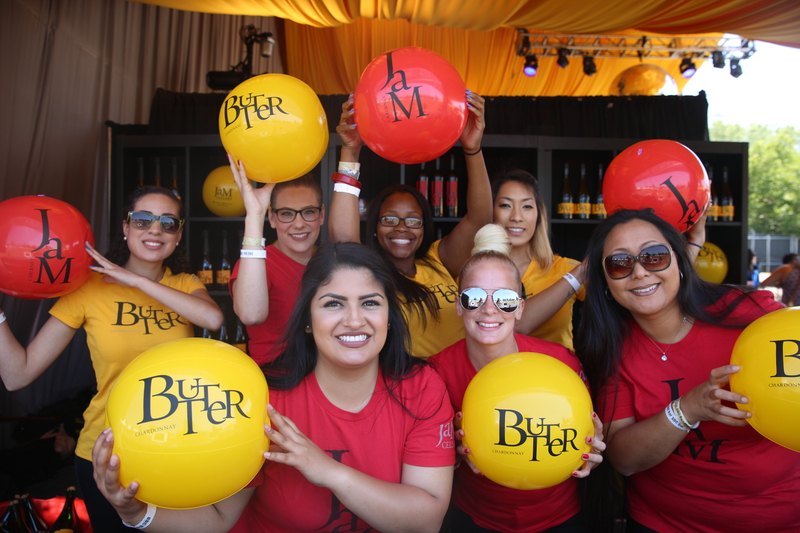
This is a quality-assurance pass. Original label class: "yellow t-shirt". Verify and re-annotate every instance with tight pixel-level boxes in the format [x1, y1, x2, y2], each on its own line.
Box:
[49, 269, 206, 460]
[522, 256, 585, 350]
[405, 241, 465, 359]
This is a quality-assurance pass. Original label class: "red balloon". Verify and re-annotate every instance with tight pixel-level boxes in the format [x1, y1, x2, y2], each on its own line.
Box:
[603, 140, 710, 233]
[0, 196, 95, 299]
[354, 47, 468, 165]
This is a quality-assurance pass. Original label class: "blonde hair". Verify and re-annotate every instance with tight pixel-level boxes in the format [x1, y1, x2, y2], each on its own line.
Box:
[459, 224, 521, 292]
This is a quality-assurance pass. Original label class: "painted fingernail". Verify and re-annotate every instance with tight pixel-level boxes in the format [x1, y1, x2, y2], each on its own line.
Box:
[467, 103, 474, 109]
[478, 472, 483, 476]
[572, 472, 579, 477]
[455, 412, 462, 419]
[593, 412, 598, 418]
[582, 454, 590, 459]
[464, 448, 470, 455]
[587, 436, 594, 443]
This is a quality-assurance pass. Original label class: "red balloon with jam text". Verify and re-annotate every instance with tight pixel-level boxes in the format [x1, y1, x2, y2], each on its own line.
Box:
[0, 196, 94, 299]
[602, 140, 710, 233]
[354, 47, 468, 165]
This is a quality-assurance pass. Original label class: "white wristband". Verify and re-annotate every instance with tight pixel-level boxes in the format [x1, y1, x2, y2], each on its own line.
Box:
[674, 397, 700, 429]
[240, 249, 267, 259]
[562, 272, 582, 293]
[0, 312, 6, 326]
[122, 503, 156, 529]
[665, 401, 690, 432]
[333, 182, 361, 197]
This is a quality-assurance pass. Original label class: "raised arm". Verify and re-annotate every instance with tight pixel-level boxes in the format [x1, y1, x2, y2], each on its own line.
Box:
[228, 156, 276, 326]
[437, 92, 493, 278]
[515, 260, 586, 334]
[329, 95, 363, 244]
[684, 194, 709, 263]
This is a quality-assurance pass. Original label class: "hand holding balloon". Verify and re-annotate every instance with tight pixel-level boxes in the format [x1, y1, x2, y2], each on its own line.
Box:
[453, 411, 481, 475]
[336, 94, 363, 157]
[460, 91, 485, 155]
[92, 428, 149, 526]
[228, 155, 275, 218]
[680, 365, 751, 428]
[572, 413, 605, 479]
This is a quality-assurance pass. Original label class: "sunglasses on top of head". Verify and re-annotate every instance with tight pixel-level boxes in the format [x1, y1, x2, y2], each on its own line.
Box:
[127, 211, 185, 234]
[603, 244, 672, 280]
[459, 287, 522, 314]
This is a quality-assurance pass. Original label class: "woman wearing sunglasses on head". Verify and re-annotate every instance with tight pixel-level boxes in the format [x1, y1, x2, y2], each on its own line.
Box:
[227, 156, 325, 364]
[329, 91, 493, 359]
[0, 185, 224, 532]
[576, 208, 800, 533]
[429, 224, 605, 533]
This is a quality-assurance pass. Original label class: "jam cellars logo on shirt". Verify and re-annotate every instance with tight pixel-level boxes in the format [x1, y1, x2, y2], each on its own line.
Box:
[29, 209, 75, 286]
[437, 421, 455, 449]
[660, 176, 703, 228]
[113, 302, 188, 334]
[221, 92, 289, 131]
[380, 51, 428, 124]
[138, 375, 249, 436]
[494, 409, 581, 461]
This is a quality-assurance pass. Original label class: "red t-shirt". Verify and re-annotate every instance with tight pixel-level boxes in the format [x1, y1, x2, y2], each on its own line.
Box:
[429, 334, 588, 533]
[230, 365, 455, 533]
[600, 290, 800, 532]
[229, 244, 305, 365]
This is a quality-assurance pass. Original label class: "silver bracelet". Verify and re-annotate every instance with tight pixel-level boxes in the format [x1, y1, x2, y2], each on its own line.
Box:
[562, 272, 582, 293]
[122, 503, 156, 529]
[240, 249, 267, 259]
[0, 312, 6, 326]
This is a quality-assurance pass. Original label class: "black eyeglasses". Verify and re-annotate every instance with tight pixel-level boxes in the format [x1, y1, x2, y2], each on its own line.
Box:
[459, 288, 522, 314]
[379, 216, 423, 228]
[127, 211, 185, 234]
[603, 244, 672, 280]
[272, 206, 322, 223]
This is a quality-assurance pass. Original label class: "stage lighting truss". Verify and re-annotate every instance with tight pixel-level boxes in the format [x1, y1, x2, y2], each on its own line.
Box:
[207, 25, 275, 90]
[516, 30, 755, 77]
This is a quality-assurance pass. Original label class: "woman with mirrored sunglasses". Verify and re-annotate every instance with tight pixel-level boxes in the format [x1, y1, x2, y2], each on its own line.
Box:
[429, 224, 606, 533]
[329, 91, 493, 358]
[0, 185, 224, 532]
[576, 208, 799, 533]
[227, 156, 326, 365]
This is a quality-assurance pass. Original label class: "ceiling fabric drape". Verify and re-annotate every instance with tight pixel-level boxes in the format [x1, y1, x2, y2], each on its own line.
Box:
[130, 0, 800, 47]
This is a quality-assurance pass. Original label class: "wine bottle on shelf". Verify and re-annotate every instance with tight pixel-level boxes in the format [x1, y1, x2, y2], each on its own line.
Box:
[234, 316, 248, 353]
[197, 230, 214, 286]
[170, 157, 181, 201]
[137, 157, 145, 187]
[592, 163, 607, 219]
[576, 163, 591, 220]
[446, 153, 458, 217]
[216, 230, 231, 290]
[0, 496, 17, 527]
[416, 162, 429, 200]
[3, 500, 27, 533]
[218, 310, 229, 344]
[431, 158, 444, 217]
[201, 327, 213, 339]
[706, 165, 719, 222]
[720, 166, 734, 221]
[154, 156, 161, 188]
[20, 494, 47, 532]
[557, 163, 574, 219]
[49, 487, 79, 533]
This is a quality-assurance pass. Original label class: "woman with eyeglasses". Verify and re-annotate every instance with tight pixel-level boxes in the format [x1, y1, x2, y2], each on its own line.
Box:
[576, 209, 800, 532]
[92, 241, 455, 533]
[330, 91, 493, 358]
[227, 156, 325, 364]
[429, 224, 605, 533]
[0, 185, 224, 532]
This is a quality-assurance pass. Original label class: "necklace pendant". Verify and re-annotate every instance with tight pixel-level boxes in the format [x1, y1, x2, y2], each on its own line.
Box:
[661, 354, 668, 361]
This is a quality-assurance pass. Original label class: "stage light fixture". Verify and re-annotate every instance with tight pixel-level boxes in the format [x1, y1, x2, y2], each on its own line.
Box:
[730, 58, 743, 78]
[679, 58, 697, 79]
[557, 48, 570, 68]
[206, 25, 275, 91]
[524, 55, 538, 77]
[583, 56, 597, 76]
[712, 51, 725, 68]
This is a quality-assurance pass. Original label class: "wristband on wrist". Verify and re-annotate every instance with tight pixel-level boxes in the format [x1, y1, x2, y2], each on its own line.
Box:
[0, 312, 6, 326]
[332, 172, 362, 188]
[240, 249, 267, 259]
[242, 237, 266, 247]
[463, 147, 482, 156]
[665, 401, 690, 431]
[562, 272, 582, 293]
[687, 242, 703, 249]
[122, 503, 157, 529]
[674, 397, 700, 429]
[338, 161, 361, 173]
[333, 182, 361, 197]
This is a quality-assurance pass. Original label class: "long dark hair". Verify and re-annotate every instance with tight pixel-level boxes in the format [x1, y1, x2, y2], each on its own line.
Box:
[265, 241, 425, 395]
[364, 184, 440, 325]
[106, 186, 192, 273]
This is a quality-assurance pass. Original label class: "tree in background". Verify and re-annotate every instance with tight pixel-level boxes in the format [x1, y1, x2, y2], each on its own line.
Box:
[710, 122, 800, 236]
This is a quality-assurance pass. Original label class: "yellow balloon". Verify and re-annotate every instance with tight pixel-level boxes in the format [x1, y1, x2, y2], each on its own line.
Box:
[730, 307, 800, 452]
[106, 338, 269, 509]
[461, 352, 593, 490]
[611, 64, 678, 96]
[693, 241, 728, 284]
[202, 166, 246, 217]
[219, 74, 329, 183]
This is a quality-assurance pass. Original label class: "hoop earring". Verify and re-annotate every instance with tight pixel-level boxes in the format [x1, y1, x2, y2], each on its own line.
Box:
[605, 287, 614, 301]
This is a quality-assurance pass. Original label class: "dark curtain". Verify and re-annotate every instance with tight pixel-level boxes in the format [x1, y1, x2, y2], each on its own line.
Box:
[147, 88, 709, 140]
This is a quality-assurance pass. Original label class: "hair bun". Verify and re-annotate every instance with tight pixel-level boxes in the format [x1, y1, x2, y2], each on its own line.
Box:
[471, 224, 511, 257]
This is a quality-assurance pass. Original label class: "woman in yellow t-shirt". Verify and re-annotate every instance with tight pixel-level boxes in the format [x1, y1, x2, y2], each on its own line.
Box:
[0, 186, 224, 532]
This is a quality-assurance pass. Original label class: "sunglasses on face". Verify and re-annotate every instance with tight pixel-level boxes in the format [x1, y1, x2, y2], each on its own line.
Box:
[379, 216, 423, 229]
[603, 244, 672, 280]
[127, 211, 185, 234]
[272, 206, 322, 223]
[459, 287, 522, 314]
